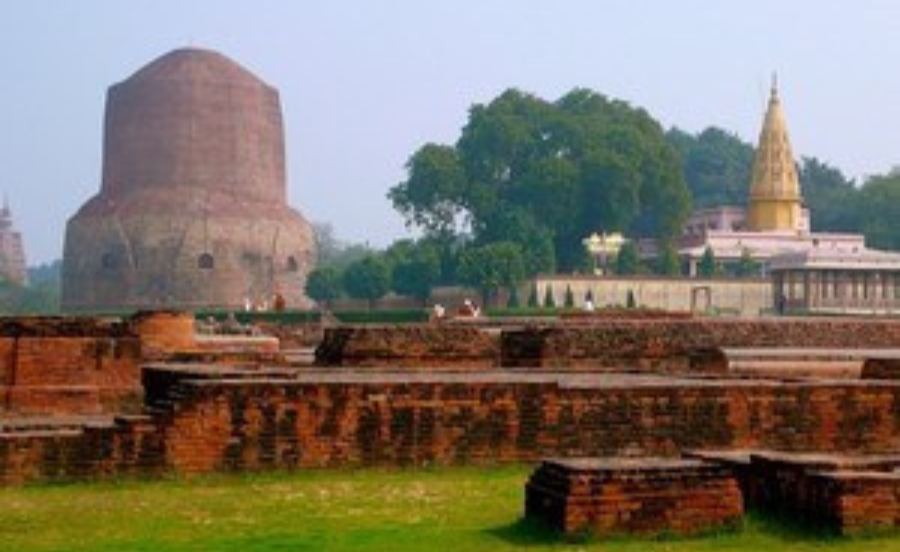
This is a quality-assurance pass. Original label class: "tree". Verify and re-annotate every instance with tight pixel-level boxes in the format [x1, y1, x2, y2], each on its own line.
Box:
[543, 285, 556, 308]
[507, 286, 520, 308]
[389, 242, 441, 305]
[858, 173, 900, 250]
[388, 144, 468, 238]
[626, 290, 637, 309]
[734, 248, 759, 278]
[563, 285, 575, 308]
[456, 242, 526, 305]
[0, 279, 60, 315]
[799, 157, 862, 233]
[615, 242, 640, 275]
[342, 256, 391, 310]
[668, 126, 754, 209]
[304, 266, 342, 309]
[527, 283, 540, 308]
[390, 88, 691, 272]
[313, 222, 374, 269]
[698, 247, 718, 277]
[655, 241, 680, 276]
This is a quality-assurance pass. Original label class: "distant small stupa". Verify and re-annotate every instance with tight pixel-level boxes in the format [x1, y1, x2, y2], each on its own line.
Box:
[0, 197, 27, 285]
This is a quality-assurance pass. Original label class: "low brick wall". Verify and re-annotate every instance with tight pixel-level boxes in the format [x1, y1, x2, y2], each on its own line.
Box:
[804, 471, 900, 535]
[694, 451, 900, 535]
[315, 325, 500, 368]
[6, 370, 900, 484]
[525, 458, 743, 536]
[502, 319, 900, 370]
[0, 317, 143, 416]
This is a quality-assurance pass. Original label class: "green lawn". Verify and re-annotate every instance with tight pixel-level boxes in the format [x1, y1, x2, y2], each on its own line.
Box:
[1, 466, 899, 551]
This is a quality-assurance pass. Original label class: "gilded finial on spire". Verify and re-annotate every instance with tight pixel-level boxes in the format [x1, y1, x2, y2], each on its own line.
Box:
[771, 72, 779, 100]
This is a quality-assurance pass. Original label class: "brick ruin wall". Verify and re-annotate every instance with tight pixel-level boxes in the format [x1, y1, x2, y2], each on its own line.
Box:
[5, 315, 900, 484]
[315, 325, 500, 368]
[501, 318, 900, 369]
[5, 372, 900, 483]
[318, 318, 900, 371]
[0, 318, 143, 415]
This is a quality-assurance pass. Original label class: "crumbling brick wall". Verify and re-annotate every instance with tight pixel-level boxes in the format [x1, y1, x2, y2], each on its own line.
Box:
[0, 317, 142, 415]
[4, 372, 900, 483]
[502, 319, 900, 369]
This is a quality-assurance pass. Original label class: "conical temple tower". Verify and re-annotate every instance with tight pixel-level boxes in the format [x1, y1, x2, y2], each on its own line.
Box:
[747, 78, 804, 232]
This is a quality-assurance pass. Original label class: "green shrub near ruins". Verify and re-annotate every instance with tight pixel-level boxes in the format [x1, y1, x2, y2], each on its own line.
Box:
[563, 285, 575, 308]
[0, 467, 896, 552]
[527, 284, 540, 308]
[543, 286, 556, 308]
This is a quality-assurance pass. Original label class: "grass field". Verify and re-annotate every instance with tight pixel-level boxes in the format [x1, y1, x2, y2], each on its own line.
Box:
[1, 466, 899, 551]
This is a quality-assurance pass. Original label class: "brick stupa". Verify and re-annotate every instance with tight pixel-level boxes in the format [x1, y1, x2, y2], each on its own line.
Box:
[62, 48, 315, 311]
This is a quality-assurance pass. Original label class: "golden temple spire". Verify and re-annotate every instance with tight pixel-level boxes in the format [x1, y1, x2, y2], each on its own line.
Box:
[747, 75, 803, 232]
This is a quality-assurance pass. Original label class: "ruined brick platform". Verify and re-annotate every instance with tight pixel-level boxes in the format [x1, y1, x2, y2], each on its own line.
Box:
[525, 457, 743, 537]
[0, 317, 142, 415]
[316, 325, 500, 368]
[805, 470, 900, 535]
[688, 450, 900, 535]
[6, 367, 900, 484]
[7, 314, 900, 492]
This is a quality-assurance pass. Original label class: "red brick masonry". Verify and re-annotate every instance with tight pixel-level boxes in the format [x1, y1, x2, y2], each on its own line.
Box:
[687, 450, 900, 535]
[0, 317, 142, 415]
[317, 319, 900, 371]
[525, 457, 743, 536]
[5, 369, 900, 484]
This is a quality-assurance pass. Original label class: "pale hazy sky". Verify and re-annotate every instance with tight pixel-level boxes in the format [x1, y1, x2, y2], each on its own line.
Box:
[2, 1, 900, 264]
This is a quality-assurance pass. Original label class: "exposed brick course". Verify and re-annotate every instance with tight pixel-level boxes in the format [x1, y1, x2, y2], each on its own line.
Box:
[6, 370, 900, 484]
[502, 319, 900, 370]
[525, 458, 743, 536]
[0, 318, 142, 416]
[316, 325, 500, 368]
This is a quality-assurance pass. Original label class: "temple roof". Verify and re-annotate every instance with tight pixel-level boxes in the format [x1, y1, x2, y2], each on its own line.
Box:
[749, 77, 801, 202]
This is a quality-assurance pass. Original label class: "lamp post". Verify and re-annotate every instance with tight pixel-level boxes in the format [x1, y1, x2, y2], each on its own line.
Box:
[582, 232, 625, 275]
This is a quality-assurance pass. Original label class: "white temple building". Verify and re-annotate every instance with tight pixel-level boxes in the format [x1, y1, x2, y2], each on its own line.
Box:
[678, 81, 869, 276]
[677, 80, 900, 314]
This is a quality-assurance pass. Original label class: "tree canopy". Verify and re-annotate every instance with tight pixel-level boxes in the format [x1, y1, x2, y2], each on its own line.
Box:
[304, 266, 342, 308]
[390, 88, 691, 272]
[857, 172, 900, 250]
[342, 256, 391, 309]
[456, 241, 526, 304]
[668, 127, 754, 209]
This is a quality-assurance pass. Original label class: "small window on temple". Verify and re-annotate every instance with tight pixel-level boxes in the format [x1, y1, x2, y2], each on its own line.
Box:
[101, 253, 117, 270]
[287, 256, 299, 272]
[198, 253, 215, 270]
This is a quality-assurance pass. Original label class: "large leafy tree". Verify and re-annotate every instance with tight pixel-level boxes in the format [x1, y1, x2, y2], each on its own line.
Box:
[456, 242, 526, 305]
[304, 266, 342, 309]
[389, 240, 441, 305]
[615, 242, 640, 275]
[798, 157, 862, 233]
[342, 256, 391, 310]
[391, 88, 690, 272]
[857, 172, 900, 250]
[668, 127, 754, 209]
